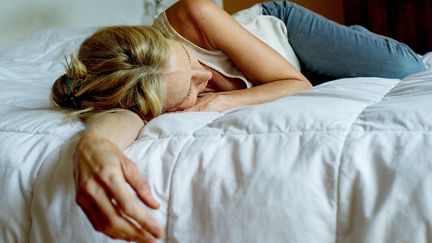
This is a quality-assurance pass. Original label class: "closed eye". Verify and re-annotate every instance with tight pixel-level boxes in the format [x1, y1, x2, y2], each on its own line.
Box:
[177, 82, 193, 106]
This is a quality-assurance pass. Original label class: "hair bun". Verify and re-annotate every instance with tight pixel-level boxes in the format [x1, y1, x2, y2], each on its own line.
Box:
[58, 74, 81, 109]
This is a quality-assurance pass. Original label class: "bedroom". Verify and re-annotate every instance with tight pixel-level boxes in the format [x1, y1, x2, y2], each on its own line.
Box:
[1, 0, 431, 242]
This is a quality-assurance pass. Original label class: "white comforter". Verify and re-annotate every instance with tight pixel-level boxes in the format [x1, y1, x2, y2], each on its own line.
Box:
[1, 27, 432, 243]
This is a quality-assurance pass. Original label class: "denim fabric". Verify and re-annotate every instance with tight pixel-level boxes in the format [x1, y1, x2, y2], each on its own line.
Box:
[261, 1, 426, 84]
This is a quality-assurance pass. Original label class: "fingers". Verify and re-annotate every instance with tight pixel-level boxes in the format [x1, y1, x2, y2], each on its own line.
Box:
[122, 157, 161, 210]
[73, 134, 164, 242]
[76, 180, 158, 243]
[98, 167, 163, 239]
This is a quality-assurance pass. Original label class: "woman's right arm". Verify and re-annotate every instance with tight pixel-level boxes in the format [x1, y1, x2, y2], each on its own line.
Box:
[74, 109, 164, 242]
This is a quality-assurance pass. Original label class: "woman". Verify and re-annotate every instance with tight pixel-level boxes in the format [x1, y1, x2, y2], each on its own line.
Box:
[51, 0, 426, 242]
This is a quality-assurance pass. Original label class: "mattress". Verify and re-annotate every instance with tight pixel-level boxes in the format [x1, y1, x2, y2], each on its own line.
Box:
[1, 27, 432, 242]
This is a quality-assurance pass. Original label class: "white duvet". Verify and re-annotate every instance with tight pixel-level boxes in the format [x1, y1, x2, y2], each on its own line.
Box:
[1, 26, 432, 243]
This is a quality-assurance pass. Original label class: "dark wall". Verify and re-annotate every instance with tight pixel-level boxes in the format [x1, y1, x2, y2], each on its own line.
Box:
[224, 0, 431, 54]
[224, 0, 345, 23]
[344, 0, 432, 54]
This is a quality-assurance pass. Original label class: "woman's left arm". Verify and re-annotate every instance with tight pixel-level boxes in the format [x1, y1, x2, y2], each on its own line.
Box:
[167, 0, 312, 111]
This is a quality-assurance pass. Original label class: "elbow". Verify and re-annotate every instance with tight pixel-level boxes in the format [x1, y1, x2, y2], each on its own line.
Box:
[305, 80, 313, 90]
[298, 78, 313, 91]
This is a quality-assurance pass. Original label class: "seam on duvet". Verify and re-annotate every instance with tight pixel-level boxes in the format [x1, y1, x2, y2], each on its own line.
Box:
[334, 79, 401, 243]
[28, 144, 64, 243]
[136, 128, 432, 142]
[165, 137, 192, 243]
[136, 129, 347, 141]
[0, 129, 70, 141]
[1, 127, 70, 243]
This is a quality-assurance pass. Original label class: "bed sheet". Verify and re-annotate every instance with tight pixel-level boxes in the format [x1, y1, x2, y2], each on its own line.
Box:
[1, 27, 432, 243]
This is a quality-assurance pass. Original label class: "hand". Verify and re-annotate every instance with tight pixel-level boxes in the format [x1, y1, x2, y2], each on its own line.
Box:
[184, 92, 227, 112]
[73, 131, 163, 242]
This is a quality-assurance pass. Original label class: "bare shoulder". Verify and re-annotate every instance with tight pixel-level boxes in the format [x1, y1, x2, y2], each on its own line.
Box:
[165, 0, 221, 51]
[169, 0, 259, 54]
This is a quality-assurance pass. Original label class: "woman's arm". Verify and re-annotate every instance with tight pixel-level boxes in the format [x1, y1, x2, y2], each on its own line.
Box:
[186, 79, 310, 112]
[81, 109, 144, 150]
[74, 110, 163, 242]
[167, 0, 312, 112]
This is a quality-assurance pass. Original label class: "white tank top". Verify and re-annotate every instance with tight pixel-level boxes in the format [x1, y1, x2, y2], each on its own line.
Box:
[152, 4, 301, 88]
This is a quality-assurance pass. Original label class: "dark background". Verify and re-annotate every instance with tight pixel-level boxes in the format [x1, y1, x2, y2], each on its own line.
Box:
[225, 0, 432, 55]
[344, 0, 432, 54]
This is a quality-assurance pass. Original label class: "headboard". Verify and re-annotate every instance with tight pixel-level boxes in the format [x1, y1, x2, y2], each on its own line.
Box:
[0, 0, 223, 48]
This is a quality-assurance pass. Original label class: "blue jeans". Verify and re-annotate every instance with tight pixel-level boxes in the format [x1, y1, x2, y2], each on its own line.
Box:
[261, 1, 426, 84]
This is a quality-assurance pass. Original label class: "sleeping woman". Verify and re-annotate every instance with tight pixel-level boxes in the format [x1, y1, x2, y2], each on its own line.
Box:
[50, 0, 426, 242]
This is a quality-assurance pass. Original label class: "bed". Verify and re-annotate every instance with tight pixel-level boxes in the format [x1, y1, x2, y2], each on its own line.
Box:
[1, 2, 432, 243]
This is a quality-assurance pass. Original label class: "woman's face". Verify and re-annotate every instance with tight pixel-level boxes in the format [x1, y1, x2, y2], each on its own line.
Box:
[163, 40, 212, 112]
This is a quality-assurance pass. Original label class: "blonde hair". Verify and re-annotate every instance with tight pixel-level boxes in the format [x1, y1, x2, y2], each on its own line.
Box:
[50, 25, 170, 120]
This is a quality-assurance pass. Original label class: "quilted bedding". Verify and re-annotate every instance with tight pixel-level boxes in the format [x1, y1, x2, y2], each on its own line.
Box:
[1, 26, 432, 243]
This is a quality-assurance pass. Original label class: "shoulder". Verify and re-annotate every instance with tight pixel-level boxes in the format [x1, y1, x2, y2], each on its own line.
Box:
[170, 0, 218, 18]
[165, 0, 230, 51]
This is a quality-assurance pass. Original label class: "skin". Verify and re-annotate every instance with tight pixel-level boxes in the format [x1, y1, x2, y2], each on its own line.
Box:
[164, 41, 213, 112]
[74, 111, 163, 243]
[73, 0, 313, 242]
